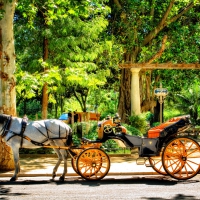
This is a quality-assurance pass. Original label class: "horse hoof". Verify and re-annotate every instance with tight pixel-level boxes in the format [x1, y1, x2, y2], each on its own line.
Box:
[10, 177, 16, 181]
[52, 174, 56, 180]
[59, 176, 65, 182]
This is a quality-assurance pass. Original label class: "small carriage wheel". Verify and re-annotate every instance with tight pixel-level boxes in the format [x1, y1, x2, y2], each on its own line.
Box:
[104, 125, 113, 134]
[162, 137, 200, 180]
[70, 148, 83, 175]
[71, 156, 80, 175]
[76, 148, 110, 181]
[149, 149, 167, 175]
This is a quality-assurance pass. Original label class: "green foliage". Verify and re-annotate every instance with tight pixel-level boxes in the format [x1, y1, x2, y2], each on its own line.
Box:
[19, 148, 54, 154]
[72, 121, 98, 139]
[173, 80, 200, 125]
[14, 0, 121, 114]
[110, 0, 200, 63]
[101, 139, 119, 152]
[17, 100, 42, 119]
[87, 89, 119, 119]
[164, 107, 183, 121]
[15, 69, 40, 100]
[128, 113, 148, 135]
[14, 0, 200, 126]
[122, 123, 142, 136]
[152, 122, 161, 127]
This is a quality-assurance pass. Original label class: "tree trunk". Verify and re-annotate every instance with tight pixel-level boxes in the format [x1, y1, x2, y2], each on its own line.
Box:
[42, 38, 48, 119]
[23, 98, 27, 114]
[118, 68, 131, 123]
[42, 82, 48, 119]
[60, 95, 64, 114]
[0, 0, 16, 170]
[0, 137, 15, 170]
[153, 100, 164, 123]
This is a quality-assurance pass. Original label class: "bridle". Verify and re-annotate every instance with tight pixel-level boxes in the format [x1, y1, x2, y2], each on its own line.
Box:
[0, 114, 12, 138]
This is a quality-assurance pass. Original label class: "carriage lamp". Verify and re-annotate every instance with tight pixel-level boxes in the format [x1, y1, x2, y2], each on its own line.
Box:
[154, 83, 168, 123]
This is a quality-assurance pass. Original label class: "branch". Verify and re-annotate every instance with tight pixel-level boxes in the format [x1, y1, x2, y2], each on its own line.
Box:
[73, 90, 84, 111]
[113, 0, 122, 9]
[147, 35, 168, 64]
[150, 0, 156, 19]
[143, 0, 175, 46]
[169, 2, 194, 23]
[143, 1, 195, 47]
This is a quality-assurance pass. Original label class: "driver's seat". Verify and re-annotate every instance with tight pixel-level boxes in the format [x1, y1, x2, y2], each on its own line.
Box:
[98, 119, 115, 139]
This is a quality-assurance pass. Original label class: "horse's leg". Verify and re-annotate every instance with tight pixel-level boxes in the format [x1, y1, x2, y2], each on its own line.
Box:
[59, 148, 68, 181]
[51, 140, 68, 181]
[10, 144, 20, 181]
[51, 147, 62, 180]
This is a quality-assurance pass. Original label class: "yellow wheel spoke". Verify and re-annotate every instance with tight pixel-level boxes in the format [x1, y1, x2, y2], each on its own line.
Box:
[77, 148, 110, 180]
[163, 137, 200, 180]
[186, 148, 199, 157]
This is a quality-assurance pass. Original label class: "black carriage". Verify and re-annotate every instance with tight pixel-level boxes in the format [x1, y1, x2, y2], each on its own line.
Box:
[69, 115, 200, 181]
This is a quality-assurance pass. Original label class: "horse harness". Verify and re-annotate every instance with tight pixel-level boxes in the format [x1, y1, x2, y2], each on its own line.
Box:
[0, 115, 69, 148]
[0, 115, 12, 138]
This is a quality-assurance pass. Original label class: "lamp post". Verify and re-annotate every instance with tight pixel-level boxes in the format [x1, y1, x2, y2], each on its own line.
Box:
[154, 83, 168, 123]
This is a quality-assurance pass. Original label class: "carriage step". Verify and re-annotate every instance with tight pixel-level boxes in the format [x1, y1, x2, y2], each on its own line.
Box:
[136, 158, 145, 165]
[145, 163, 152, 167]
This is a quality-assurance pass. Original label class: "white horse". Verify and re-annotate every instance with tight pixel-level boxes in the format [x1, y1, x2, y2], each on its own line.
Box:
[0, 114, 72, 181]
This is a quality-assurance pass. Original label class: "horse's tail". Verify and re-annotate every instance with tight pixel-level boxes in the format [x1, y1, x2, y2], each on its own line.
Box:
[66, 127, 73, 146]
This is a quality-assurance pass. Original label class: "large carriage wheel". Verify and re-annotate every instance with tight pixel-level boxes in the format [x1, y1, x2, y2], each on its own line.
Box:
[162, 137, 200, 180]
[149, 149, 166, 175]
[76, 148, 110, 181]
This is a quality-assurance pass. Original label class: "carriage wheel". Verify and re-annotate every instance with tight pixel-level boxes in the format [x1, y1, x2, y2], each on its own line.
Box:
[71, 156, 80, 175]
[162, 137, 200, 180]
[70, 148, 83, 175]
[149, 150, 167, 175]
[76, 148, 110, 181]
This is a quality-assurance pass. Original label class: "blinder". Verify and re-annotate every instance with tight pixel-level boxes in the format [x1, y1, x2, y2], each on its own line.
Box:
[0, 114, 12, 137]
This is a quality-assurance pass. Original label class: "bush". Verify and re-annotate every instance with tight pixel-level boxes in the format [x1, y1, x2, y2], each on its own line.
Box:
[128, 113, 148, 135]
[122, 123, 142, 136]
[19, 148, 54, 154]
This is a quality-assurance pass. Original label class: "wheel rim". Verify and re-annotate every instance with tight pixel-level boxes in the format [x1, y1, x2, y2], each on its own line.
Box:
[162, 137, 200, 180]
[77, 148, 110, 180]
[71, 156, 80, 175]
[70, 149, 83, 175]
[149, 152, 167, 175]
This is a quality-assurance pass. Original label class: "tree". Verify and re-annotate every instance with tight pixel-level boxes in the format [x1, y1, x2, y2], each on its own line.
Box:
[110, 0, 200, 122]
[0, 0, 16, 170]
[0, 0, 16, 115]
[14, 0, 117, 116]
[172, 80, 200, 124]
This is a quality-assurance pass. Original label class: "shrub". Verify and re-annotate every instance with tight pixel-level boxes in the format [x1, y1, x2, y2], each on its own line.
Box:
[128, 113, 148, 135]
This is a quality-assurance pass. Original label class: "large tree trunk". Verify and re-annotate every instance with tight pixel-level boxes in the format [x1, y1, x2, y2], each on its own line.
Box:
[0, 138, 14, 170]
[118, 68, 131, 123]
[0, 0, 16, 170]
